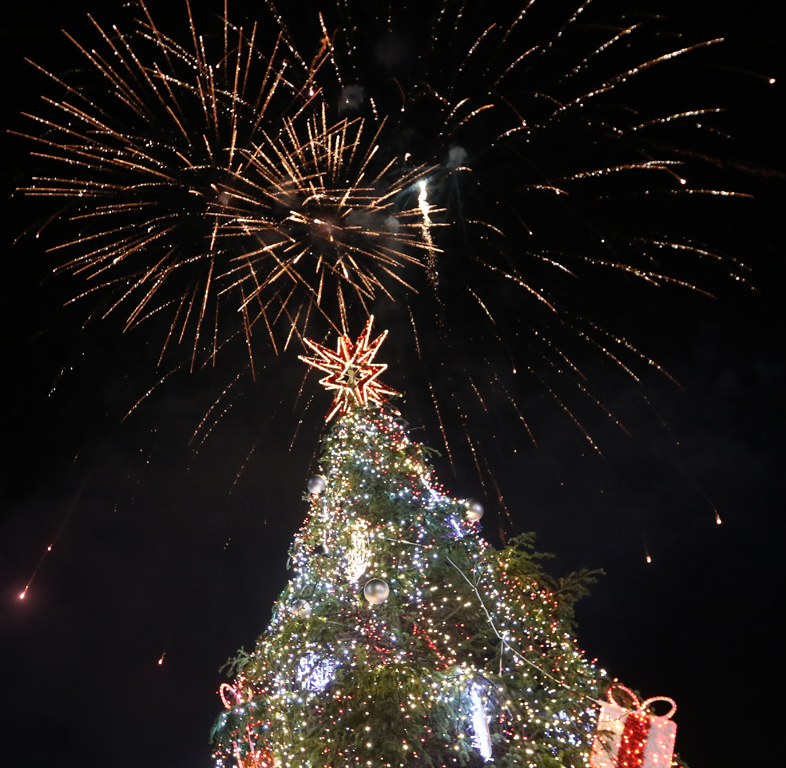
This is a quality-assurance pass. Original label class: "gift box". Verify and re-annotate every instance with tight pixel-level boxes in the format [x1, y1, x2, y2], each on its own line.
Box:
[590, 684, 677, 768]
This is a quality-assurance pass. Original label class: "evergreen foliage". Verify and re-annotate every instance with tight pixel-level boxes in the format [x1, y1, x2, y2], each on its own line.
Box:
[211, 406, 607, 767]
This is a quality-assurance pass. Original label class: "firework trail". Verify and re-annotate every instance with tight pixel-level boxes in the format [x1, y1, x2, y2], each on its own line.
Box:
[17, 0, 756, 497]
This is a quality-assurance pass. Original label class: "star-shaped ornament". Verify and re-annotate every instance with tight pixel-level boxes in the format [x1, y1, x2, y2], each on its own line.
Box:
[299, 317, 400, 420]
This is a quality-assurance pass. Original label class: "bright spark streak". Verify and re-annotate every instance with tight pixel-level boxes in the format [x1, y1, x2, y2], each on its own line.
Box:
[418, 180, 438, 290]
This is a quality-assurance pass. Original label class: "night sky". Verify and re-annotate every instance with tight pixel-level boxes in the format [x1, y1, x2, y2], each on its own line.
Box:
[1, 2, 784, 767]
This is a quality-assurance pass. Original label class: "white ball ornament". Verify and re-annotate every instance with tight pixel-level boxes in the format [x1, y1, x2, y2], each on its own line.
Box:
[464, 499, 484, 522]
[363, 578, 390, 605]
[306, 475, 326, 494]
[292, 599, 312, 619]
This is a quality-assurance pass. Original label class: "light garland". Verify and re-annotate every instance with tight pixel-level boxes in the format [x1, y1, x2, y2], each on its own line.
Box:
[211, 404, 608, 768]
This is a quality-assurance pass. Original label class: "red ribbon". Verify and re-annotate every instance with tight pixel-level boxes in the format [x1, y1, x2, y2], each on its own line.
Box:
[617, 711, 650, 768]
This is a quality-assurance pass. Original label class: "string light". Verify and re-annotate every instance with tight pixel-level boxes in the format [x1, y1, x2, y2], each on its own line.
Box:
[211, 401, 606, 767]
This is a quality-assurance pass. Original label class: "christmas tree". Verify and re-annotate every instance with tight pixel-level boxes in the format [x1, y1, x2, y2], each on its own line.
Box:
[210, 318, 615, 768]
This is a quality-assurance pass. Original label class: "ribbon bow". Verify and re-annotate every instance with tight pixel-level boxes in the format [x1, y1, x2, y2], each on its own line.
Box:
[220, 682, 243, 709]
[607, 684, 677, 720]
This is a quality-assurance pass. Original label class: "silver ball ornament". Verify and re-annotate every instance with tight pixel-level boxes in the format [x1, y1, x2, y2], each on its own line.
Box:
[363, 578, 390, 605]
[292, 599, 312, 619]
[306, 475, 326, 495]
[465, 499, 484, 522]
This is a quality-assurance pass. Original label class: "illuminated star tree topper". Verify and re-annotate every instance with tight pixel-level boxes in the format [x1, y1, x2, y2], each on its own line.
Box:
[299, 317, 400, 420]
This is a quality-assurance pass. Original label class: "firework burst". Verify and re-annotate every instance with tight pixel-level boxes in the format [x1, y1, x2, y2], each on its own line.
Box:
[17, 0, 757, 503]
[227, 108, 439, 359]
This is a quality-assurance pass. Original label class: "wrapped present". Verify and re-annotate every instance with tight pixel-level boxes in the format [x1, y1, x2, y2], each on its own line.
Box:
[590, 684, 677, 768]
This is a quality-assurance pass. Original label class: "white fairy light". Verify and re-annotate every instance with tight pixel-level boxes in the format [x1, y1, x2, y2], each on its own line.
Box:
[469, 683, 492, 761]
[296, 653, 338, 692]
[346, 521, 371, 583]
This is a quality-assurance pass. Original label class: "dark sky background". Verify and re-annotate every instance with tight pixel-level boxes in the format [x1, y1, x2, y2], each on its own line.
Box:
[1, 2, 784, 767]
